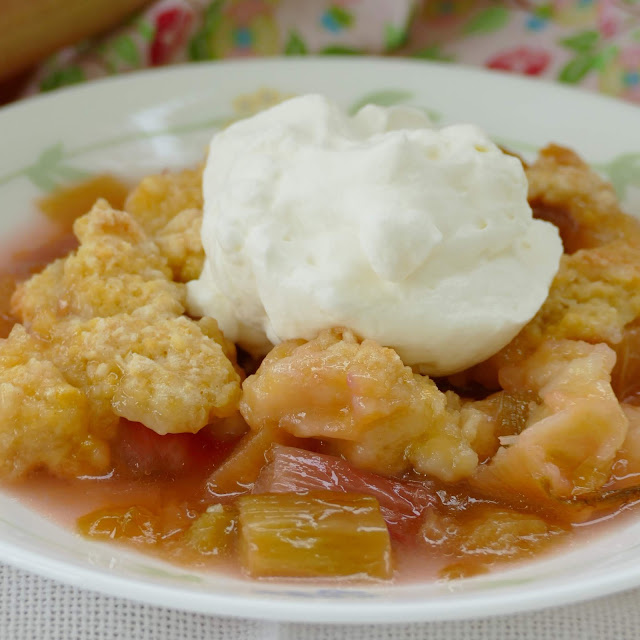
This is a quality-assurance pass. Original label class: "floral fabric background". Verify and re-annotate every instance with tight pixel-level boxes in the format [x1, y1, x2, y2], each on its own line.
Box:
[24, 0, 640, 104]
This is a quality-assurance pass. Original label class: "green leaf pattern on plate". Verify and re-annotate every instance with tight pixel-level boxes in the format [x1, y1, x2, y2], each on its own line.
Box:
[0, 88, 636, 207]
[598, 153, 640, 201]
[23, 143, 89, 192]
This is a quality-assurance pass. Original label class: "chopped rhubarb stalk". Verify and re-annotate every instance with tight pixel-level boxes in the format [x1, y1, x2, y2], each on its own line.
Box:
[78, 506, 160, 546]
[185, 504, 237, 556]
[112, 420, 235, 479]
[206, 427, 307, 497]
[252, 445, 436, 531]
[612, 326, 640, 405]
[237, 492, 393, 579]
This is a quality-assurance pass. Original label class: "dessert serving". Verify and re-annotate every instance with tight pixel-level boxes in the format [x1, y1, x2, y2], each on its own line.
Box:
[1, 94, 640, 584]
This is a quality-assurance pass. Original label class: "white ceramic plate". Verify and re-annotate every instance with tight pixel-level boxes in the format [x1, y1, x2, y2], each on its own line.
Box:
[1, 58, 640, 624]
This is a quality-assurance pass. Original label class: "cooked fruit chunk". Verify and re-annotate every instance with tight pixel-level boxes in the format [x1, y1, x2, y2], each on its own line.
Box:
[206, 425, 304, 496]
[78, 506, 160, 546]
[607, 404, 640, 491]
[459, 510, 562, 557]
[253, 445, 436, 532]
[0, 274, 16, 338]
[421, 505, 567, 578]
[472, 340, 628, 510]
[112, 421, 232, 478]
[407, 391, 489, 483]
[241, 328, 479, 480]
[612, 326, 640, 404]
[422, 507, 565, 558]
[447, 391, 535, 462]
[185, 504, 237, 556]
[240, 329, 423, 445]
[125, 167, 203, 235]
[237, 492, 392, 579]
[0, 325, 110, 480]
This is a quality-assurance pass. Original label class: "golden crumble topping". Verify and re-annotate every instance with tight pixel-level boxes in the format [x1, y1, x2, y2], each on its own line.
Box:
[124, 167, 203, 235]
[154, 207, 205, 283]
[469, 238, 640, 389]
[124, 168, 205, 282]
[527, 144, 640, 253]
[241, 328, 480, 481]
[4, 142, 640, 581]
[12, 200, 185, 333]
[0, 326, 110, 480]
[0, 194, 241, 479]
[48, 315, 241, 436]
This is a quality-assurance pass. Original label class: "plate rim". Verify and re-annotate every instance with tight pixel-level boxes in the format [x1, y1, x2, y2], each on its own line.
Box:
[4, 531, 640, 624]
[3, 55, 640, 120]
[1, 56, 640, 623]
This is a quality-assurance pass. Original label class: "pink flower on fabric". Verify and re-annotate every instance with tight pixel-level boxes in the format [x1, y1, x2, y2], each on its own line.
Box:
[598, 0, 620, 38]
[149, 5, 194, 65]
[486, 47, 552, 76]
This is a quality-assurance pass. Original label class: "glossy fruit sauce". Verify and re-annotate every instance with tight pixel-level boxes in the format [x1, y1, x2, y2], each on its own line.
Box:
[2, 177, 640, 584]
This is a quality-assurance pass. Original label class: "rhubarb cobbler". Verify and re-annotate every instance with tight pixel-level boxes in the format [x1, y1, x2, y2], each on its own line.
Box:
[1, 96, 640, 582]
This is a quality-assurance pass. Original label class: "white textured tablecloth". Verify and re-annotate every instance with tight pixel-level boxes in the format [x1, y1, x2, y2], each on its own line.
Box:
[2, 562, 640, 640]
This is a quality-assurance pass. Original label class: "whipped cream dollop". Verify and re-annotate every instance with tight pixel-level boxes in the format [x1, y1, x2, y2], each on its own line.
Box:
[187, 95, 562, 375]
